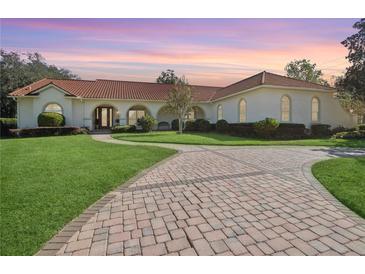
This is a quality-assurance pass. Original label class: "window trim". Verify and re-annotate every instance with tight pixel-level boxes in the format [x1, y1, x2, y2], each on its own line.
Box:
[43, 102, 63, 114]
[280, 95, 291, 122]
[238, 98, 247, 123]
[311, 97, 320, 123]
[217, 104, 223, 121]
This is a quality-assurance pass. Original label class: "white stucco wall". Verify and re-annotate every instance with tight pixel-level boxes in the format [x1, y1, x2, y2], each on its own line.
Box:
[15, 85, 356, 129]
[209, 87, 356, 128]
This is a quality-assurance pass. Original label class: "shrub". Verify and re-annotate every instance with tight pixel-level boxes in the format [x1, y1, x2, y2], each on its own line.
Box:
[358, 124, 365, 131]
[311, 124, 331, 137]
[254, 118, 279, 138]
[184, 120, 196, 131]
[229, 123, 256, 137]
[331, 126, 347, 135]
[137, 114, 156, 132]
[334, 130, 365, 139]
[194, 119, 211, 132]
[275, 123, 306, 139]
[216, 119, 230, 133]
[38, 112, 65, 127]
[10, 127, 87, 138]
[171, 119, 179, 131]
[0, 118, 17, 137]
[111, 125, 136, 133]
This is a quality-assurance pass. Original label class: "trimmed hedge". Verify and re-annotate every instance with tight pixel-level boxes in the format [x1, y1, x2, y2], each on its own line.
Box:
[276, 123, 306, 139]
[38, 112, 65, 127]
[111, 125, 136, 133]
[311, 124, 331, 137]
[183, 119, 211, 132]
[9, 127, 88, 138]
[229, 123, 255, 137]
[0, 118, 17, 137]
[216, 119, 230, 133]
[254, 118, 279, 138]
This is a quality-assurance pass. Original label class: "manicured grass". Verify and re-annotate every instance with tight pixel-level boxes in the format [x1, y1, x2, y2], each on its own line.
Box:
[312, 157, 365, 218]
[113, 131, 365, 147]
[0, 135, 176, 255]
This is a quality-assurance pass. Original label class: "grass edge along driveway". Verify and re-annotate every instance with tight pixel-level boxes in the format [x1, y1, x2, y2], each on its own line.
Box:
[0, 135, 176, 255]
[113, 131, 365, 148]
[312, 156, 365, 219]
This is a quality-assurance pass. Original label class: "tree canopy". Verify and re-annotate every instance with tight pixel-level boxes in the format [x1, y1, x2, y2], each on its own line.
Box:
[285, 59, 329, 86]
[0, 50, 78, 117]
[338, 19, 365, 103]
[156, 69, 178, 84]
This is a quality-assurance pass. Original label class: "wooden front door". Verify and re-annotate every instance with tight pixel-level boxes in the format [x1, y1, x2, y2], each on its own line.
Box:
[95, 107, 113, 129]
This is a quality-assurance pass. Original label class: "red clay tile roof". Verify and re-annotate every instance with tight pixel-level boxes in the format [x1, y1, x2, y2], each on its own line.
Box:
[211, 71, 334, 100]
[9, 71, 334, 102]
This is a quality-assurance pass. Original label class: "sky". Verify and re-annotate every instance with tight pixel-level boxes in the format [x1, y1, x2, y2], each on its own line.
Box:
[0, 18, 359, 86]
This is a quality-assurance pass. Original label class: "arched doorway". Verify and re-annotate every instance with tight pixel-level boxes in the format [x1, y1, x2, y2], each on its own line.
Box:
[94, 105, 117, 129]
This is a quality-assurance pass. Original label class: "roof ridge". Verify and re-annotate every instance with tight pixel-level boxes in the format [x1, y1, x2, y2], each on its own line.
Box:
[264, 71, 334, 89]
[218, 71, 264, 91]
[95, 78, 221, 88]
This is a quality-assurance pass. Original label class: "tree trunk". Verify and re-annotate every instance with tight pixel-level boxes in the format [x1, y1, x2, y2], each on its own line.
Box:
[178, 117, 183, 134]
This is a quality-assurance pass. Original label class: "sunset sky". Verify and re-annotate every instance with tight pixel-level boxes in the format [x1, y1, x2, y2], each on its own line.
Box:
[0, 18, 359, 86]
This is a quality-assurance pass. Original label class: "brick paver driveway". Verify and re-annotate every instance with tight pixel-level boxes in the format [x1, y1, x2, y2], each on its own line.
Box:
[44, 138, 365, 256]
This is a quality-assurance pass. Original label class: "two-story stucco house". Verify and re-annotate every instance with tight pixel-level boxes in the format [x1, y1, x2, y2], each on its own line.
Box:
[9, 71, 357, 130]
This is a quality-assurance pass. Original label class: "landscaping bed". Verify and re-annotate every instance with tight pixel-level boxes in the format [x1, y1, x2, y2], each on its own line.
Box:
[312, 157, 365, 218]
[0, 135, 176, 255]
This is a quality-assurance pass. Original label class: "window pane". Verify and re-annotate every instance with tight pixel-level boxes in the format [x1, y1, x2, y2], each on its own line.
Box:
[129, 110, 137, 125]
[239, 100, 246, 122]
[101, 108, 108, 127]
[281, 96, 290, 122]
[137, 110, 145, 119]
[312, 98, 319, 122]
[45, 103, 62, 114]
[217, 105, 223, 120]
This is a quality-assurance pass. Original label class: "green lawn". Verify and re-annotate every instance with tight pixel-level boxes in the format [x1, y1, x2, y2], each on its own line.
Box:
[312, 157, 365, 218]
[113, 131, 365, 147]
[0, 135, 176, 255]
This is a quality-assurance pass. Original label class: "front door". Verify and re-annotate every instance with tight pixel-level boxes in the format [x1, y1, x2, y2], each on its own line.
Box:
[95, 107, 113, 129]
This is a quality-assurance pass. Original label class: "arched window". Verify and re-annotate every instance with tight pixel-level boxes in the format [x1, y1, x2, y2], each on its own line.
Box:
[44, 103, 63, 114]
[128, 105, 148, 125]
[281, 96, 291, 122]
[311, 97, 320, 122]
[239, 99, 247, 122]
[217, 105, 223, 120]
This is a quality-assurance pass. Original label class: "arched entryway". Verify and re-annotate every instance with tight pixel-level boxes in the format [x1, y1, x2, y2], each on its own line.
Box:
[94, 105, 118, 129]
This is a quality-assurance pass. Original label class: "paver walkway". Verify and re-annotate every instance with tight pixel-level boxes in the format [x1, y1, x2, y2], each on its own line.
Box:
[43, 135, 365, 256]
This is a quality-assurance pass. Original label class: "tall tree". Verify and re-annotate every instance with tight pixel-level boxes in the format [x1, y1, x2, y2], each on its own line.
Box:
[0, 50, 78, 117]
[337, 19, 365, 105]
[285, 59, 329, 86]
[166, 76, 193, 134]
[156, 69, 178, 84]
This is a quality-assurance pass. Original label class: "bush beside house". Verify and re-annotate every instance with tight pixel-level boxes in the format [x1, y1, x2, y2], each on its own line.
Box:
[111, 125, 136, 133]
[0, 118, 17, 137]
[38, 112, 65, 127]
[311, 124, 331, 137]
[137, 114, 156, 132]
[254, 118, 280, 138]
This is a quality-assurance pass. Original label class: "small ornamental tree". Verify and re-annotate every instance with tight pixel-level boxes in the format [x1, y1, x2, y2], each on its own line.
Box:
[254, 117, 279, 138]
[166, 76, 193, 134]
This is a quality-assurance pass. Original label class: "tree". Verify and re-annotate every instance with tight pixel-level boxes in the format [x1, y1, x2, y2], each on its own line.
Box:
[156, 69, 178, 84]
[285, 59, 329, 86]
[338, 19, 365, 104]
[166, 76, 193, 134]
[0, 50, 78, 117]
